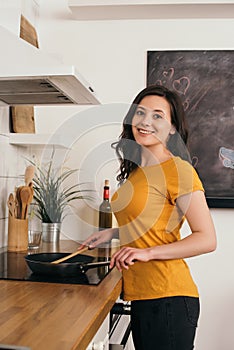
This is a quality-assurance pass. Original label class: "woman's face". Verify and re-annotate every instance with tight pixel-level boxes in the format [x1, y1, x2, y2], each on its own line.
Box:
[131, 95, 175, 149]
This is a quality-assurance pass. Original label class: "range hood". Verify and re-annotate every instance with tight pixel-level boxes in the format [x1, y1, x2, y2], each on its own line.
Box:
[0, 25, 100, 106]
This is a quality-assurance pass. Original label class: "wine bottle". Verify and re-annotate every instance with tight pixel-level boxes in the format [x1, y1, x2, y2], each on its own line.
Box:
[98, 179, 112, 231]
[98, 180, 112, 278]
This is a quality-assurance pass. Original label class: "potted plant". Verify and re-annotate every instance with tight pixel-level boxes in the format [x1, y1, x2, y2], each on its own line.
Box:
[28, 154, 92, 242]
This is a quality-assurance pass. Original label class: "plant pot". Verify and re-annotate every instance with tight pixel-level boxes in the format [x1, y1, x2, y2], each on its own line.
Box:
[42, 222, 61, 243]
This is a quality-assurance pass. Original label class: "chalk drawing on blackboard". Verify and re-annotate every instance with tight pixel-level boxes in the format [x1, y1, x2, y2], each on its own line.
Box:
[147, 50, 234, 207]
[219, 147, 234, 169]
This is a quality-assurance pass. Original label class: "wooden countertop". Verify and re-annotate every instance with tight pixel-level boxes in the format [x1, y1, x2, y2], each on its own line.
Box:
[0, 241, 122, 350]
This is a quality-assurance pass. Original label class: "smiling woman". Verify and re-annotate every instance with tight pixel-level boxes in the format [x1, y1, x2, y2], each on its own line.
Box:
[79, 85, 216, 350]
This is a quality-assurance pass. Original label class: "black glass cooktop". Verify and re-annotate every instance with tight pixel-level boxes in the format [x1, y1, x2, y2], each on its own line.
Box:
[0, 251, 111, 286]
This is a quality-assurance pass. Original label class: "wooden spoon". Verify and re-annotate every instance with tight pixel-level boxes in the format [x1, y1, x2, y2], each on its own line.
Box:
[16, 186, 23, 219]
[20, 186, 31, 220]
[51, 247, 89, 264]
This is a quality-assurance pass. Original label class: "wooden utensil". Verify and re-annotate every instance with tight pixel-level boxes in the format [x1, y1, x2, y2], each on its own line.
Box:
[25, 165, 35, 186]
[16, 186, 23, 219]
[51, 247, 89, 264]
[25, 183, 34, 218]
[7, 193, 16, 217]
[20, 186, 31, 220]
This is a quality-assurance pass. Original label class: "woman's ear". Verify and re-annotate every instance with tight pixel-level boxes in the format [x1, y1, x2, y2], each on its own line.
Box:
[169, 125, 176, 135]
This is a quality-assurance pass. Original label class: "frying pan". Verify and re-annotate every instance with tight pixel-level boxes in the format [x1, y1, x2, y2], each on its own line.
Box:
[24, 253, 110, 277]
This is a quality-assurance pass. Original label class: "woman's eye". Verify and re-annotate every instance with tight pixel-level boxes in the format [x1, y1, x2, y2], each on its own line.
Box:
[135, 110, 144, 116]
[153, 113, 163, 120]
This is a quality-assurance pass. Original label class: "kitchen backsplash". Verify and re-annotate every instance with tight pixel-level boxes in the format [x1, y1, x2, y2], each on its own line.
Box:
[0, 107, 40, 248]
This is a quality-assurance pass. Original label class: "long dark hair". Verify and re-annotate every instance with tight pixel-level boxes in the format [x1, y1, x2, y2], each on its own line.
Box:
[112, 85, 189, 183]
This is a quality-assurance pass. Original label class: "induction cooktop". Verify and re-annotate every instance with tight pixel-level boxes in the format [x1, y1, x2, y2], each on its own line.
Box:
[0, 251, 110, 285]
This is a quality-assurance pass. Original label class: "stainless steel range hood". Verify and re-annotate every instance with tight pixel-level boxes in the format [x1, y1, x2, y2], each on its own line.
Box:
[0, 25, 100, 106]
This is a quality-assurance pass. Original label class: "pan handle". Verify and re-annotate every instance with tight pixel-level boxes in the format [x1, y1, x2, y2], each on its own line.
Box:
[80, 260, 110, 273]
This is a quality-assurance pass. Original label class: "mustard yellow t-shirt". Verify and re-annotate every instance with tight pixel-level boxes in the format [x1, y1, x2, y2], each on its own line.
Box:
[111, 156, 204, 301]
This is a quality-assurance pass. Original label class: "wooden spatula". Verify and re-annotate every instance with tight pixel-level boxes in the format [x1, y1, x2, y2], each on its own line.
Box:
[25, 183, 34, 218]
[51, 247, 89, 264]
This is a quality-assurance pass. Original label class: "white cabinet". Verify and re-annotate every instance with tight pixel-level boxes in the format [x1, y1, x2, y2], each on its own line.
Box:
[87, 314, 110, 350]
[68, 0, 234, 20]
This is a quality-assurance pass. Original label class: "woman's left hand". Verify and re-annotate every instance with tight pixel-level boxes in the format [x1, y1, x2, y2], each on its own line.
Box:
[110, 246, 151, 272]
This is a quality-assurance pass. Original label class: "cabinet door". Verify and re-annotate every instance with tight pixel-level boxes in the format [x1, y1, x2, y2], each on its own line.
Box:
[86, 314, 109, 350]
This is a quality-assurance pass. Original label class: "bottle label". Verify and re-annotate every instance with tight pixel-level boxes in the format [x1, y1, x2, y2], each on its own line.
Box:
[103, 188, 109, 200]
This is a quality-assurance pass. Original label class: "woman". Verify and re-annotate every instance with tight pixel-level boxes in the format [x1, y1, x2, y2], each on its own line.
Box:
[81, 85, 216, 350]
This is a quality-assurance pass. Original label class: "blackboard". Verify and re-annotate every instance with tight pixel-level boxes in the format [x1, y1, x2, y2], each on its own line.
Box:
[147, 50, 234, 208]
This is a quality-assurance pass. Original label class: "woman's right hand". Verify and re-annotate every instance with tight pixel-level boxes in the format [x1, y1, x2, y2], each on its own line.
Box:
[78, 227, 119, 250]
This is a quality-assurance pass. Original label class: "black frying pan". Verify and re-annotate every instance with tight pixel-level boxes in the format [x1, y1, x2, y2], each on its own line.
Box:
[24, 253, 110, 277]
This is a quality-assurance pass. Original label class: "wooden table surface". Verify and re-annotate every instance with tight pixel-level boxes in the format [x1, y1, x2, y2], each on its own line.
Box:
[0, 241, 122, 350]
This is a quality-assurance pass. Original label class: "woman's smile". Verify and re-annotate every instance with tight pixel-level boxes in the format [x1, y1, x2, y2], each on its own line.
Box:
[137, 127, 155, 135]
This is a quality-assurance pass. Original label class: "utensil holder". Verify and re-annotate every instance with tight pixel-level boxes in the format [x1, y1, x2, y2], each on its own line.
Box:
[8, 215, 28, 252]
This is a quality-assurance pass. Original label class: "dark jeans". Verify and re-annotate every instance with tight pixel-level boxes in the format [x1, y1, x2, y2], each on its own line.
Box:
[131, 296, 200, 350]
